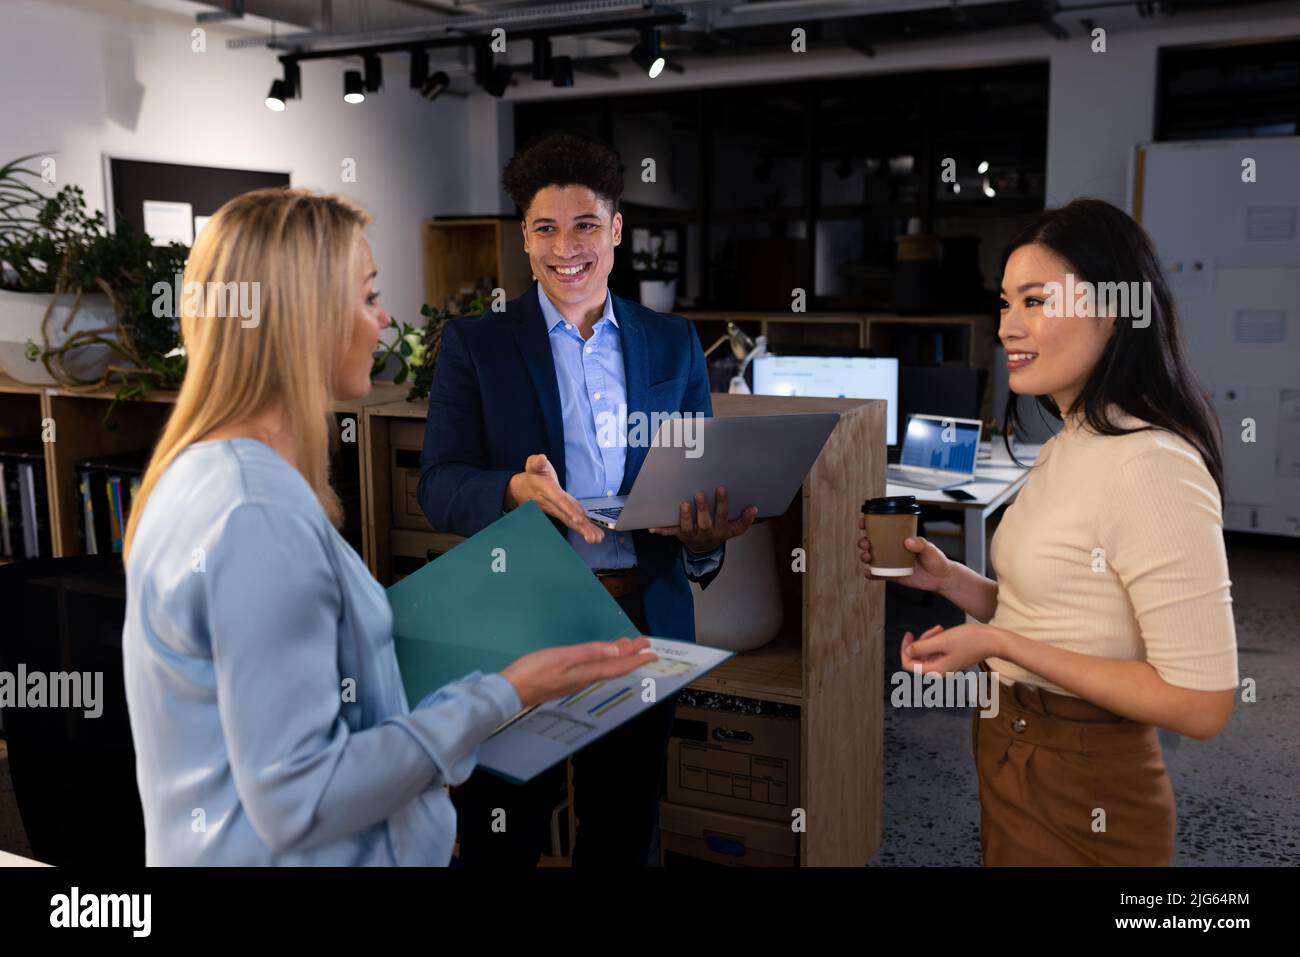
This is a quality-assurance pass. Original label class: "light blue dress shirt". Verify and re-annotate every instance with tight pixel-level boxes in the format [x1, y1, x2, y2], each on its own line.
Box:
[537, 285, 722, 577]
[123, 438, 520, 866]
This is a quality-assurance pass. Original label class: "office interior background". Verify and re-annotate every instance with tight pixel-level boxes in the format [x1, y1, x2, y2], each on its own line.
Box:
[0, 0, 1297, 868]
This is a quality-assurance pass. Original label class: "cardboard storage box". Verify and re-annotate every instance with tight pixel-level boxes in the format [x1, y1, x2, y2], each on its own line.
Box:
[667, 697, 800, 822]
[659, 801, 798, 867]
[389, 419, 433, 530]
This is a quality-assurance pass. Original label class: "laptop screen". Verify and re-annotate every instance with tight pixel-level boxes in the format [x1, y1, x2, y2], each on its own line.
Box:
[899, 416, 980, 474]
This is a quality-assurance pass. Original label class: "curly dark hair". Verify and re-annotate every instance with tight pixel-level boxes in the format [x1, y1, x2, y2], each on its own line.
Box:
[502, 132, 626, 216]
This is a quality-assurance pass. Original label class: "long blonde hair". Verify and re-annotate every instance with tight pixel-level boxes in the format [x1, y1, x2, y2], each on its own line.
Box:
[123, 188, 370, 560]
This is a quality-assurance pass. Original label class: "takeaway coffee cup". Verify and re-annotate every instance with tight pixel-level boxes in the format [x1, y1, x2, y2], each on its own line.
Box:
[861, 495, 922, 577]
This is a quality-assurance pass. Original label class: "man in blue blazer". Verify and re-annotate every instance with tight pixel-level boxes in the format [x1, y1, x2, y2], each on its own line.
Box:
[419, 132, 755, 866]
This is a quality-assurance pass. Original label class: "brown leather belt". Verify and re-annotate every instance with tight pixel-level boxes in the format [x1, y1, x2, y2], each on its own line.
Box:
[594, 567, 640, 600]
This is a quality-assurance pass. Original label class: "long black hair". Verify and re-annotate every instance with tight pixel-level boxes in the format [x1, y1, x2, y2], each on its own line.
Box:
[1001, 198, 1225, 501]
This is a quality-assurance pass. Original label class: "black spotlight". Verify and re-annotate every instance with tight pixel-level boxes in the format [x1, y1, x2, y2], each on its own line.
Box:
[410, 48, 429, 89]
[630, 28, 665, 78]
[343, 70, 365, 104]
[265, 79, 289, 111]
[363, 53, 383, 93]
[265, 58, 299, 111]
[533, 37, 553, 81]
[551, 55, 574, 88]
[485, 64, 512, 97]
[421, 71, 450, 101]
[474, 43, 493, 85]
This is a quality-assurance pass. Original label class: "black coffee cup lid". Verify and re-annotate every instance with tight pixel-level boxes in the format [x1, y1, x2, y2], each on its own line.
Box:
[862, 495, 922, 515]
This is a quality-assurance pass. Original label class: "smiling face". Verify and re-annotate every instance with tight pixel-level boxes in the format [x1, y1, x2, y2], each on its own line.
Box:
[999, 243, 1116, 413]
[334, 236, 388, 401]
[521, 184, 622, 312]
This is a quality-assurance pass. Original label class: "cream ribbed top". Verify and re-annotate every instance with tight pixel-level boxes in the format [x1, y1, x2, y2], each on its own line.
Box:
[984, 407, 1238, 696]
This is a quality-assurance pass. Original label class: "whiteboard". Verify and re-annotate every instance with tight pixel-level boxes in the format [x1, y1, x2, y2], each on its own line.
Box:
[1136, 137, 1300, 536]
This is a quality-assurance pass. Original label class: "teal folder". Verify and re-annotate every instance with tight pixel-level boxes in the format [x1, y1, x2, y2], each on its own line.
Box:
[387, 502, 640, 706]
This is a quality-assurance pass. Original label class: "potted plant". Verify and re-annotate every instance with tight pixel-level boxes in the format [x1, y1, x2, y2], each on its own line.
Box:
[370, 296, 488, 402]
[0, 154, 188, 401]
[632, 244, 677, 313]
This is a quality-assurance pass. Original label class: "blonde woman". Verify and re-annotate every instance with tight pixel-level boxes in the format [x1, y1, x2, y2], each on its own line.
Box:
[122, 189, 653, 866]
[860, 199, 1238, 866]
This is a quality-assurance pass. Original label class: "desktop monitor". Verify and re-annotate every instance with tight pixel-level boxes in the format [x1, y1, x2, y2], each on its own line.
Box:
[752, 354, 899, 446]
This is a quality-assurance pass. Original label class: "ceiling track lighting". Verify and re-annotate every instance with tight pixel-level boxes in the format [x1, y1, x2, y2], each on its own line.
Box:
[630, 27, 666, 79]
[343, 70, 365, 104]
[485, 64, 513, 98]
[409, 47, 453, 101]
[265, 14, 687, 109]
[410, 48, 429, 90]
[422, 70, 451, 101]
[264, 57, 299, 111]
[470, 42, 512, 97]
[474, 42, 493, 87]
[533, 36, 553, 82]
[551, 55, 574, 88]
[363, 53, 383, 93]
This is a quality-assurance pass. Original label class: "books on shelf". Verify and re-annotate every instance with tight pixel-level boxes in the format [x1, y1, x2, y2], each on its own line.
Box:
[77, 450, 149, 556]
[0, 437, 51, 560]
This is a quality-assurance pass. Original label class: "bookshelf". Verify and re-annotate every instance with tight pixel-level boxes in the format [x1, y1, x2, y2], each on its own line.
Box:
[0, 373, 408, 560]
[421, 218, 533, 314]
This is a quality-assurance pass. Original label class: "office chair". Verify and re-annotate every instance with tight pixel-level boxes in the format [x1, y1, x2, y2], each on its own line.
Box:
[0, 556, 144, 866]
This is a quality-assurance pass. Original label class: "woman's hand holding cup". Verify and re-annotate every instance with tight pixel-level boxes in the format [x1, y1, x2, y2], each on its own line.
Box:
[858, 514, 953, 593]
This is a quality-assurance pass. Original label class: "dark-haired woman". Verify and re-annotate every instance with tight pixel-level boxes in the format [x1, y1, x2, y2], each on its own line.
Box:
[859, 198, 1238, 866]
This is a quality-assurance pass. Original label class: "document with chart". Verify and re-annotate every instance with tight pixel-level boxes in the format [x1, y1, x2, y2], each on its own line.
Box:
[477, 638, 732, 784]
[386, 502, 732, 783]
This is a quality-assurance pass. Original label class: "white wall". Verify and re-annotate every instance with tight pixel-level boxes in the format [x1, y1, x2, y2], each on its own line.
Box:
[1, 0, 476, 327]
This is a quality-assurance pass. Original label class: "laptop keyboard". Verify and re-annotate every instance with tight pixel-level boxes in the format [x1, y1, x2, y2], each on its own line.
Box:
[887, 467, 950, 489]
[591, 507, 624, 519]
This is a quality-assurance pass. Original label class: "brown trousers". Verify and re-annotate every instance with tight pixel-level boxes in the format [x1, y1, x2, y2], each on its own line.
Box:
[971, 670, 1176, 866]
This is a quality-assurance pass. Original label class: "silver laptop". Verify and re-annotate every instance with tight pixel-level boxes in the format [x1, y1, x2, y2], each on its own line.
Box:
[886, 414, 982, 491]
[581, 413, 840, 531]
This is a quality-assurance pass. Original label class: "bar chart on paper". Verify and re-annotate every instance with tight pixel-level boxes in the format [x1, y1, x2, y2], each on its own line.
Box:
[476, 638, 732, 783]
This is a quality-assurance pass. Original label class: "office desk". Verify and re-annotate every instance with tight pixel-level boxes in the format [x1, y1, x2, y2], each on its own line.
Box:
[885, 443, 1042, 577]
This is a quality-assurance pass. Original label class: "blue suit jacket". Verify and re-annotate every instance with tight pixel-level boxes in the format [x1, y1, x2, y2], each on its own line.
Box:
[417, 283, 722, 643]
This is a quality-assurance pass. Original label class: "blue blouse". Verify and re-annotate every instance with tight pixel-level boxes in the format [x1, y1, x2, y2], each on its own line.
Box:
[123, 438, 520, 865]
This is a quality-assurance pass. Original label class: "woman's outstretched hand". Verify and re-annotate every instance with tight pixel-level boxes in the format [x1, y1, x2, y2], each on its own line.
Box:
[501, 637, 657, 710]
[901, 623, 1004, 674]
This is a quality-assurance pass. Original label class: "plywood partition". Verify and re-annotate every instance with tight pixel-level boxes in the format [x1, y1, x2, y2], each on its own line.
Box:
[709, 393, 885, 865]
[802, 400, 884, 865]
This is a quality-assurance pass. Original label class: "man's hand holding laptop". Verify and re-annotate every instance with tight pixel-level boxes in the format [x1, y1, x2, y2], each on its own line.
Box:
[649, 485, 756, 553]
